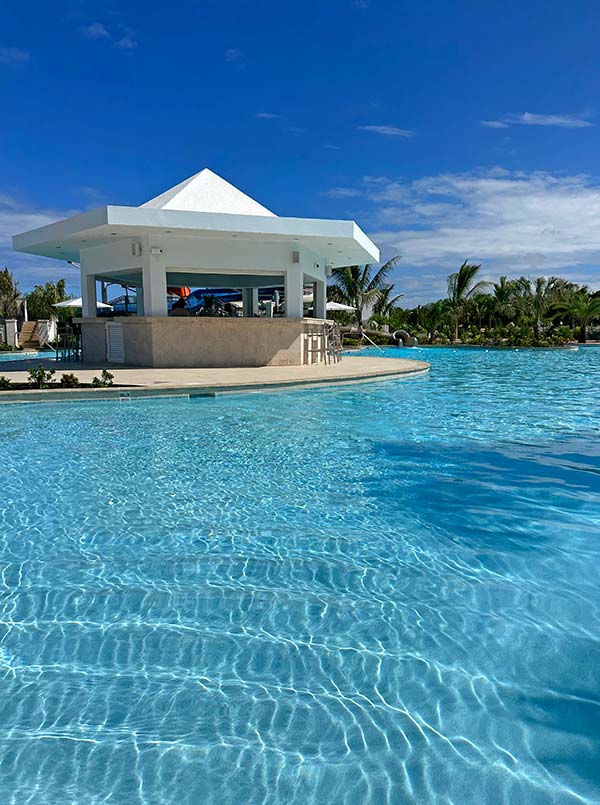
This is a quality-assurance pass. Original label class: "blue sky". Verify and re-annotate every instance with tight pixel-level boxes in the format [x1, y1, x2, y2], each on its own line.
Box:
[2, 0, 600, 304]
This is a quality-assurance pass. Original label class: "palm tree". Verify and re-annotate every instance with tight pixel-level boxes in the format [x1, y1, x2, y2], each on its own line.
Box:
[556, 291, 600, 343]
[329, 257, 400, 326]
[447, 261, 489, 341]
[373, 283, 404, 317]
[492, 275, 516, 324]
[467, 293, 495, 329]
[419, 300, 450, 338]
[528, 276, 562, 340]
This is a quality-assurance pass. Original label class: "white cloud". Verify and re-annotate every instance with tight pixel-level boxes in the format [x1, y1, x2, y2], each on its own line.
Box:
[0, 194, 81, 292]
[357, 125, 415, 138]
[515, 112, 593, 128]
[82, 22, 110, 40]
[0, 47, 30, 66]
[255, 112, 280, 119]
[328, 169, 600, 303]
[325, 187, 361, 198]
[225, 48, 243, 63]
[482, 112, 593, 129]
[115, 35, 137, 50]
[81, 22, 137, 49]
[481, 120, 509, 129]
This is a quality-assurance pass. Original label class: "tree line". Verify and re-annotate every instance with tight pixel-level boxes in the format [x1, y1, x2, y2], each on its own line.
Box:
[329, 260, 600, 346]
[0, 268, 71, 321]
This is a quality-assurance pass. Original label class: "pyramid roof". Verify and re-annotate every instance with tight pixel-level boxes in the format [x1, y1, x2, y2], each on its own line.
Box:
[140, 168, 276, 216]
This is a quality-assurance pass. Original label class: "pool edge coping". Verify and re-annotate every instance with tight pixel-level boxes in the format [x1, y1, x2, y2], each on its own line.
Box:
[0, 365, 430, 404]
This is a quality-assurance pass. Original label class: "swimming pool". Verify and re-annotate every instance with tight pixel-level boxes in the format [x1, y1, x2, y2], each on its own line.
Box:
[0, 351, 53, 363]
[1, 346, 598, 803]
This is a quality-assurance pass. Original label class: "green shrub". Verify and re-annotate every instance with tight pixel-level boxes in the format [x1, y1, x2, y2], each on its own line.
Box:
[0, 376, 12, 389]
[92, 368, 114, 387]
[60, 373, 80, 388]
[342, 333, 391, 347]
[553, 325, 575, 344]
[27, 364, 55, 389]
[366, 332, 392, 345]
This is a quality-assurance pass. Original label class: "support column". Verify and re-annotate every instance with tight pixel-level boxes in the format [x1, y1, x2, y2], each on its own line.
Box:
[4, 319, 18, 349]
[284, 268, 304, 318]
[134, 285, 144, 316]
[101, 282, 108, 304]
[314, 279, 327, 320]
[242, 287, 259, 317]
[82, 274, 98, 318]
[142, 258, 168, 317]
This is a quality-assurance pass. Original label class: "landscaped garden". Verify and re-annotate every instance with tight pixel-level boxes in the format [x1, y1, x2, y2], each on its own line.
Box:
[329, 260, 600, 347]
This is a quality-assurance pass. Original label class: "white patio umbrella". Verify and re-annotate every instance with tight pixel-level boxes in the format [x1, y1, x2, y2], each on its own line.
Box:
[52, 297, 113, 310]
[326, 301, 356, 312]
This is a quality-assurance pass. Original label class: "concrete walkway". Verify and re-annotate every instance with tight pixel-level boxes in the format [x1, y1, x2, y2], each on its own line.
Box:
[0, 355, 429, 403]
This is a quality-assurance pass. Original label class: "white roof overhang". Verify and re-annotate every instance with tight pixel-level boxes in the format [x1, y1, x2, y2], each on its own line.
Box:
[13, 206, 380, 268]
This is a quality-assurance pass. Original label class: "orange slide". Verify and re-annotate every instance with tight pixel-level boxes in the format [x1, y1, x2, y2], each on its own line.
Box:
[167, 286, 191, 298]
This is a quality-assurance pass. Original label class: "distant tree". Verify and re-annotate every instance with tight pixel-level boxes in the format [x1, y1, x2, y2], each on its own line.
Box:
[329, 257, 401, 326]
[447, 261, 490, 341]
[338, 265, 594, 347]
[373, 283, 404, 317]
[0, 268, 20, 318]
[492, 275, 517, 324]
[418, 300, 451, 338]
[26, 279, 69, 320]
[556, 291, 600, 343]
[513, 276, 563, 340]
[467, 293, 495, 329]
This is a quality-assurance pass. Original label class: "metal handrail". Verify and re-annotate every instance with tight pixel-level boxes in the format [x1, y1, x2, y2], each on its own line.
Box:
[361, 331, 385, 353]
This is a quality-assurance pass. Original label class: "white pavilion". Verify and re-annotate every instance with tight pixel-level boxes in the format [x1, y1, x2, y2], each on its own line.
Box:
[13, 169, 379, 368]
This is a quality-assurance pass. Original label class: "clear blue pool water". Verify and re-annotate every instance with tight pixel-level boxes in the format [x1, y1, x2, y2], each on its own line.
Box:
[0, 351, 54, 363]
[1, 346, 599, 803]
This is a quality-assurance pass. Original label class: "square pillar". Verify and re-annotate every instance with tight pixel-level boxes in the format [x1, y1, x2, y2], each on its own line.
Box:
[284, 268, 304, 318]
[82, 274, 98, 318]
[4, 319, 18, 349]
[314, 280, 327, 320]
[242, 287, 259, 317]
[142, 259, 168, 317]
[134, 285, 144, 316]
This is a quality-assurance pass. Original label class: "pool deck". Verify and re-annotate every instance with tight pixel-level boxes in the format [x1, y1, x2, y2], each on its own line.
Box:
[0, 355, 429, 403]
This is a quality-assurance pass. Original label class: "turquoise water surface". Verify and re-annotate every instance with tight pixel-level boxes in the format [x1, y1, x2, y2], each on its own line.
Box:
[0, 346, 599, 803]
[0, 351, 51, 363]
